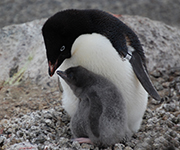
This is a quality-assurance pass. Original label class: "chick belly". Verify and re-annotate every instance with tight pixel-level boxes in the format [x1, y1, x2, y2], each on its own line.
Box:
[70, 111, 89, 139]
[70, 99, 90, 138]
[60, 78, 79, 117]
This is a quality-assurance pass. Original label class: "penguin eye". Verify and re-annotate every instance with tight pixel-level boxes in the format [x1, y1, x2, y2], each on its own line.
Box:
[67, 72, 77, 82]
[68, 72, 74, 80]
[60, 46, 65, 52]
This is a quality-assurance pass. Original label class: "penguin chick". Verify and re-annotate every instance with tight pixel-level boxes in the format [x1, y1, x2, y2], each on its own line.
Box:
[57, 66, 131, 147]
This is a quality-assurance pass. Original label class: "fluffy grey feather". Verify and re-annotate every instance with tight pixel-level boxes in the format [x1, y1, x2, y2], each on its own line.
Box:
[57, 66, 132, 147]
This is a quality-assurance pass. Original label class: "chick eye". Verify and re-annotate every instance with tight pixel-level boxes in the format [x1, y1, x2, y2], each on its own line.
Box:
[60, 46, 65, 52]
[68, 72, 74, 79]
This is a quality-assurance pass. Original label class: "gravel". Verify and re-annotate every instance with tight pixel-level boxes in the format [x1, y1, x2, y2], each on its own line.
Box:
[0, 68, 180, 150]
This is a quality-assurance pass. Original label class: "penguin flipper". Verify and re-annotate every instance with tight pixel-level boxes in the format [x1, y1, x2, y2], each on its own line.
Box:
[129, 52, 161, 101]
[88, 91, 103, 138]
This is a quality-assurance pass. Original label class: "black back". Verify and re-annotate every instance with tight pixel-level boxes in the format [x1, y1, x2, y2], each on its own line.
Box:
[42, 9, 145, 65]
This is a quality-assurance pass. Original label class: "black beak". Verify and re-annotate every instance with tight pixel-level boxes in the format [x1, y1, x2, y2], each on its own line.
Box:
[56, 70, 68, 79]
[48, 60, 58, 77]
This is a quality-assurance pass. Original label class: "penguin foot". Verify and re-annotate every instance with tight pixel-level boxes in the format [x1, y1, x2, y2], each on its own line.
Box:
[74, 138, 93, 144]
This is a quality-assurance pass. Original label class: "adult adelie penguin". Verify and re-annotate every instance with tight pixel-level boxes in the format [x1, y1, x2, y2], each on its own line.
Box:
[42, 9, 160, 133]
[57, 66, 131, 147]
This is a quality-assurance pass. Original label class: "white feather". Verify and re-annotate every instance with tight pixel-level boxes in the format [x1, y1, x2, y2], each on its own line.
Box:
[59, 33, 148, 133]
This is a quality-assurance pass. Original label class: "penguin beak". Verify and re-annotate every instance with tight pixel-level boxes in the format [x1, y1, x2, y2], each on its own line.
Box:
[48, 61, 58, 77]
[56, 70, 67, 80]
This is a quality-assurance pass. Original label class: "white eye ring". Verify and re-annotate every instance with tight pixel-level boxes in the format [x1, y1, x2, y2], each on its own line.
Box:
[60, 46, 65, 52]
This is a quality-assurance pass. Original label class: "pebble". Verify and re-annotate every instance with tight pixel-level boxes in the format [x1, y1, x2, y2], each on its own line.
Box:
[176, 82, 180, 94]
[114, 143, 124, 150]
[0, 135, 5, 145]
[162, 82, 170, 88]
[163, 103, 177, 112]
[8, 142, 38, 150]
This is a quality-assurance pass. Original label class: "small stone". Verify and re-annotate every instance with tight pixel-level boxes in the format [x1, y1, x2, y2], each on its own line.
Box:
[170, 80, 176, 88]
[162, 82, 170, 88]
[171, 117, 180, 124]
[0, 119, 9, 127]
[151, 70, 161, 78]
[175, 82, 180, 94]
[0, 135, 5, 145]
[154, 82, 164, 91]
[72, 140, 81, 149]
[81, 143, 94, 149]
[7, 127, 13, 133]
[34, 135, 46, 144]
[44, 119, 52, 126]
[175, 76, 180, 82]
[154, 136, 166, 143]
[151, 98, 162, 105]
[114, 143, 124, 150]
[16, 130, 24, 138]
[175, 124, 180, 131]
[59, 137, 69, 145]
[164, 89, 171, 96]
[152, 143, 161, 149]
[8, 142, 38, 150]
[163, 103, 176, 112]
[44, 112, 53, 119]
[166, 120, 174, 128]
[169, 131, 177, 138]
[162, 96, 171, 103]
[124, 146, 133, 150]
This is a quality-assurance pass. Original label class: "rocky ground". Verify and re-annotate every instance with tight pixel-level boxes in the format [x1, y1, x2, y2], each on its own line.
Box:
[0, 68, 180, 150]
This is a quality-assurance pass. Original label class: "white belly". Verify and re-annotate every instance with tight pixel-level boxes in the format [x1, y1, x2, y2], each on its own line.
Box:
[59, 33, 148, 133]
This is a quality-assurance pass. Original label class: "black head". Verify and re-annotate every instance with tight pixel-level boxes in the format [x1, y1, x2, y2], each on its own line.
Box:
[56, 66, 95, 89]
[42, 9, 93, 76]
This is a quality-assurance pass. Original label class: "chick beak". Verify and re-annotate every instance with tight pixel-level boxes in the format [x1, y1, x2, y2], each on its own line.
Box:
[56, 70, 67, 80]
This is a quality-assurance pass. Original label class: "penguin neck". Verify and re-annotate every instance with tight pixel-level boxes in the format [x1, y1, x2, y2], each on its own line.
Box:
[71, 85, 89, 99]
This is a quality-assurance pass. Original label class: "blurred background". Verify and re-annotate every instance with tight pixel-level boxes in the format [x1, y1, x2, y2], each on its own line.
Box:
[0, 0, 180, 28]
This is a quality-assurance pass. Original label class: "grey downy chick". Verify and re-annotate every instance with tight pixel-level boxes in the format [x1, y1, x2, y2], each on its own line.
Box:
[57, 66, 132, 147]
